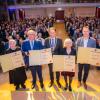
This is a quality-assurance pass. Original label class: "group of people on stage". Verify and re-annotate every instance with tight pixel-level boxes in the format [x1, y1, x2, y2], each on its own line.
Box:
[0, 25, 96, 91]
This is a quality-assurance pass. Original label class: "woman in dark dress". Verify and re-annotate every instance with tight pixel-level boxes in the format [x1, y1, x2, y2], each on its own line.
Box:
[61, 38, 76, 91]
[6, 39, 27, 90]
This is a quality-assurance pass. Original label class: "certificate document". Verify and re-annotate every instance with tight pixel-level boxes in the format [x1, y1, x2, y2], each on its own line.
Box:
[77, 47, 91, 64]
[0, 51, 25, 72]
[29, 48, 53, 66]
[89, 48, 100, 66]
[53, 55, 75, 72]
[77, 47, 100, 66]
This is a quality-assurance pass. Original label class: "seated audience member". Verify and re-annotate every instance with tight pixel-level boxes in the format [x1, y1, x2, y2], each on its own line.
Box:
[37, 33, 45, 46]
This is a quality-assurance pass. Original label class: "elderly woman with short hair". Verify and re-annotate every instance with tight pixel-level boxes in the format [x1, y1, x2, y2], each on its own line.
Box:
[6, 39, 27, 90]
[61, 38, 76, 91]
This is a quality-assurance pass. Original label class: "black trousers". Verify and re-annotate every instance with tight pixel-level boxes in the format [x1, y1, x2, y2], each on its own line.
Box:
[30, 66, 43, 85]
[63, 75, 73, 86]
[78, 64, 90, 83]
[48, 63, 60, 83]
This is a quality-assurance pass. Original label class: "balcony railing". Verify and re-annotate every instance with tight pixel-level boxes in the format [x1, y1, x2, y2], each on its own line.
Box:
[7, 0, 100, 5]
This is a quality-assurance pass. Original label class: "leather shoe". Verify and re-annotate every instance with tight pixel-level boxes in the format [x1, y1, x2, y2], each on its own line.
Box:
[41, 84, 44, 89]
[57, 81, 61, 88]
[69, 85, 72, 91]
[83, 82, 87, 89]
[49, 82, 54, 87]
[21, 84, 26, 89]
[64, 83, 68, 90]
[16, 85, 20, 90]
[32, 84, 35, 89]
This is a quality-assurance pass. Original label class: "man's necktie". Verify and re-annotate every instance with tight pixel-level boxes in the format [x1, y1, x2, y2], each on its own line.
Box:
[51, 39, 55, 48]
[31, 41, 34, 50]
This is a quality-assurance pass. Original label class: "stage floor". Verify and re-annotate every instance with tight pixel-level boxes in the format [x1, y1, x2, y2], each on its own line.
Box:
[0, 67, 100, 100]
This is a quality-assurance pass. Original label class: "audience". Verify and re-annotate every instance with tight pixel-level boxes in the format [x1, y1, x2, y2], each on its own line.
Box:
[64, 17, 100, 41]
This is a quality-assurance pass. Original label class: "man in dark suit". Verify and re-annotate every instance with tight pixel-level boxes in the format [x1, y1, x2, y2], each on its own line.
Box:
[45, 27, 63, 88]
[76, 26, 96, 89]
[22, 30, 44, 89]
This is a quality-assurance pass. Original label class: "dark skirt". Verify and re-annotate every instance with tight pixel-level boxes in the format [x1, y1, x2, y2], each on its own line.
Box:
[61, 71, 75, 77]
[9, 67, 27, 85]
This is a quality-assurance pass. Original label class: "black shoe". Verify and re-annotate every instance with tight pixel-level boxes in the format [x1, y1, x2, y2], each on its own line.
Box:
[49, 82, 54, 87]
[64, 84, 68, 90]
[69, 85, 72, 91]
[57, 81, 61, 88]
[40, 84, 44, 89]
[16, 86, 20, 90]
[64, 87, 67, 90]
[83, 82, 87, 90]
[21, 84, 26, 89]
[32, 84, 35, 89]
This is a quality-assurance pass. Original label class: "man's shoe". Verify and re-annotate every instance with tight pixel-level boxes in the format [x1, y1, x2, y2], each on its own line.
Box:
[32, 84, 35, 89]
[40, 84, 44, 89]
[57, 81, 61, 88]
[83, 82, 87, 89]
[16, 86, 20, 90]
[69, 85, 72, 91]
[49, 82, 54, 87]
[64, 83, 68, 90]
[21, 84, 26, 89]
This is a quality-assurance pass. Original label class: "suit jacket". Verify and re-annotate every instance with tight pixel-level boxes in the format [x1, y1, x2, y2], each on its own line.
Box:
[76, 37, 96, 48]
[22, 39, 44, 52]
[61, 48, 76, 76]
[62, 48, 76, 56]
[21, 39, 44, 66]
[45, 37, 63, 55]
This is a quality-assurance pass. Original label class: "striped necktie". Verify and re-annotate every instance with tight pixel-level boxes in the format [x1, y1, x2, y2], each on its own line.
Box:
[31, 41, 34, 50]
[51, 38, 55, 48]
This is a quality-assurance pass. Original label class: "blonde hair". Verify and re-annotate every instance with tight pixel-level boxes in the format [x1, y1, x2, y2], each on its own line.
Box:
[64, 38, 73, 47]
[27, 30, 37, 36]
[48, 27, 56, 32]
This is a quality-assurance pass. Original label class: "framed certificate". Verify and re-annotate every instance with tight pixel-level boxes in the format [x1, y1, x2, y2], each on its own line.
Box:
[89, 48, 100, 66]
[53, 55, 75, 72]
[77, 47, 100, 66]
[0, 51, 25, 72]
[77, 47, 91, 64]
[29, 48, 53, 66]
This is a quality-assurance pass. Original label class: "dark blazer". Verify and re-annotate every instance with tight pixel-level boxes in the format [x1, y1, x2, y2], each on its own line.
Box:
[61, 48, 76, 77]
[21, 39, 44, 66]
[45, 37, 63, 55]
[22, 39, 44, 52]
[62, 48, 76, 55]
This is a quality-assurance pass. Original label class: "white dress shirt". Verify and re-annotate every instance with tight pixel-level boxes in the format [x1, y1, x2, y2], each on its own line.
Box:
[30, 40, 34, 50]
[83, 39, 88, 47]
